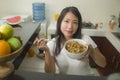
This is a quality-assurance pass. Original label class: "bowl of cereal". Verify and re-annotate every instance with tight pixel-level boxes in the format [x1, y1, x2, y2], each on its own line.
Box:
[63, 39, 88, 59]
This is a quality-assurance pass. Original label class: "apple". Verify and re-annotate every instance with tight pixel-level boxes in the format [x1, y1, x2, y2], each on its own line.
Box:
[0, 24, 14, 39]
[7, 37, 22, 51]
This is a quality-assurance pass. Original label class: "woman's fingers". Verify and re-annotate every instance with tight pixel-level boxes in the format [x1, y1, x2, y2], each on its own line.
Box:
[33, 37, 48, 51]
[88, 44, 93, 54]
[79, 52, 89, 60]
[79, 44, 93, 60]
[38, 38, 47, 46]
[36, 39, 48, 51]
[33, 37, 39, 45]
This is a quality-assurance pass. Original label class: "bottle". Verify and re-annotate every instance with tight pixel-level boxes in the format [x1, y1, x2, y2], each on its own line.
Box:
[109, 15, 116, 31]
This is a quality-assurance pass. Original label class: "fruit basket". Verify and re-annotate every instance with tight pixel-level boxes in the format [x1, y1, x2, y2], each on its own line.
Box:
[0, 45, 23, 63]
[0, 21, 23, 78]
[0, 45, 23, 79]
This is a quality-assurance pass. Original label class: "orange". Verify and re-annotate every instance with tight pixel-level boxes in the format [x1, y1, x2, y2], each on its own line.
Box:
[27, 48, 35, 57]
[0, 40, 11, 56]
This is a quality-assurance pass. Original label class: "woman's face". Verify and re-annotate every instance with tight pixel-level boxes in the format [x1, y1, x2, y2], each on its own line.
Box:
[61, 12, 78, 40]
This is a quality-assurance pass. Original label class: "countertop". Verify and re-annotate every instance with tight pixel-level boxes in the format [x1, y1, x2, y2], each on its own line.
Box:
[4, 70, 107, 80]
[81, 29, 120, 53]
[47, 22, 120, 53]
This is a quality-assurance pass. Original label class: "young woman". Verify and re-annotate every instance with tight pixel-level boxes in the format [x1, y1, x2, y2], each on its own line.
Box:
[33, 6, 106, 75]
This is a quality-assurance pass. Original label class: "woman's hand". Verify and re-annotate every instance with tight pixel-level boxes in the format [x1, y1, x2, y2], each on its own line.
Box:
[33, 37, 49, 52]
[79, 44, 93, 60]
[79, 44, 106, 67]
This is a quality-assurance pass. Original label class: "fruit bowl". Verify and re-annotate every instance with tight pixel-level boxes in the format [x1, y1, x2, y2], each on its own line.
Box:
[63, 39, 88, 59]
[0, 45, 23, 79]
[0, 45, 23, 63]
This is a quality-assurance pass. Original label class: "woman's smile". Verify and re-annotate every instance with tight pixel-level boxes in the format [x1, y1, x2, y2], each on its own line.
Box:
[65, 30, 73, 35]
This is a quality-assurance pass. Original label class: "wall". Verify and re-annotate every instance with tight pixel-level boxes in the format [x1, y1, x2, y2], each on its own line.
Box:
[0, 0, 120, 27]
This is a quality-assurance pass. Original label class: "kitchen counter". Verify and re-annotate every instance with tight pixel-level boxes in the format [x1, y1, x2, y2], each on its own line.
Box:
[81, 29, 120, 53]
[4, 70, 107, 80]
[47, 22, 120, 53]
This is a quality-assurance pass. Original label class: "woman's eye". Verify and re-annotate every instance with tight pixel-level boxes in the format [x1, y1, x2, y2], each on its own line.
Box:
[74, 22, 78, 24]
[64, 20, 69, 23]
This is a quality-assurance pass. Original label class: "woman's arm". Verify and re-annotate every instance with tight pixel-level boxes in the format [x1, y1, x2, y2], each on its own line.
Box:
[33, 37, 56, 73]
[90, 47, 107, 68]
[44, 49, 56, 73]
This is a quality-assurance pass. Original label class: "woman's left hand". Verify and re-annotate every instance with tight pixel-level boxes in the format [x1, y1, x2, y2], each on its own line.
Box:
[79, 44, 93, 60]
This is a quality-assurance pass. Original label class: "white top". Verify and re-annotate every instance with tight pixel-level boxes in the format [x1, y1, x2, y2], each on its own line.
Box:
[47, 35, 97, 75]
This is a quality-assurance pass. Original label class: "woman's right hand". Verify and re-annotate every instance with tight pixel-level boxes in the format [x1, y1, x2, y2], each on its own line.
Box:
[33, 37, 49, 52]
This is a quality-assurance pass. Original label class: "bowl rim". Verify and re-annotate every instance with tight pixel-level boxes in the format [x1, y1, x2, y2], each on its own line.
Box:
[0, 45, 24, 58]
[63, 39, 88, 59]
[65, 39, 88, 54]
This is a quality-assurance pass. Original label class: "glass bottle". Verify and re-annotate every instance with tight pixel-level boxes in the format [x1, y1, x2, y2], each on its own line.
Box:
[109, 15, 116, 31]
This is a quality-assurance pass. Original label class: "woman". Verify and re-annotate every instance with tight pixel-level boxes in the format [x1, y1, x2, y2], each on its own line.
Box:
[33, 6, 106, 75]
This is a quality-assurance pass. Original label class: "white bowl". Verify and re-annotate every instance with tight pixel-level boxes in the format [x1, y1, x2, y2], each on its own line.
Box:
[63, 39, 88, 59]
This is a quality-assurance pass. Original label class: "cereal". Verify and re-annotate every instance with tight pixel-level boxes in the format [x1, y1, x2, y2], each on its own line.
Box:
[65, 41, 87, 54]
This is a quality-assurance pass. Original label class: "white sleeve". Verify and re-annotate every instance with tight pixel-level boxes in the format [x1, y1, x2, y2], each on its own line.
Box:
[47, 38, 56, 56]
[82, 35, 97, 48]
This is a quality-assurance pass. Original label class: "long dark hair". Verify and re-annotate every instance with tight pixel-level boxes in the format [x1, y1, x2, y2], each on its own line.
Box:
[54, 6, 82, 56]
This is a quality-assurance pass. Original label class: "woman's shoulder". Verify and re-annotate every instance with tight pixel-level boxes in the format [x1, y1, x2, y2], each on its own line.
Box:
[49, 38, 56, 42]
[82, 34, 97, 48]
[82, 34, 90, 38]
[47, 38, 56, 45]
[82, 34, 93, 40]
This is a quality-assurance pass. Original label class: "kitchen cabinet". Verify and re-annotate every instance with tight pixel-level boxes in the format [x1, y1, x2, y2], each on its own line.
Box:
[90, 36, 120, 76]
